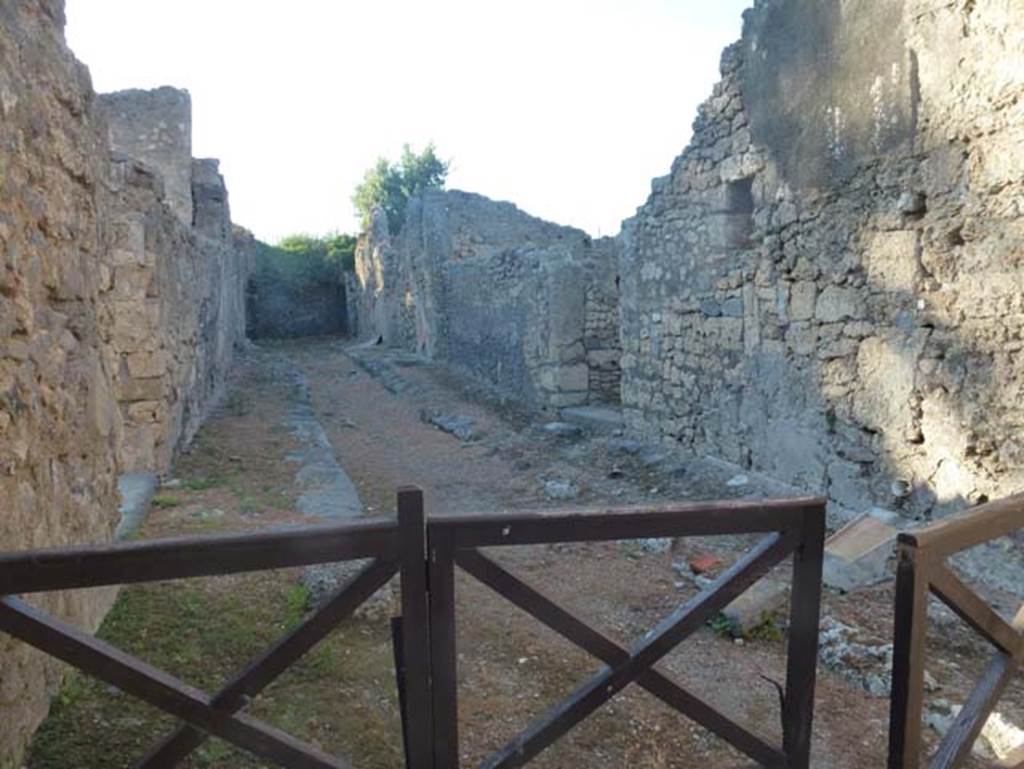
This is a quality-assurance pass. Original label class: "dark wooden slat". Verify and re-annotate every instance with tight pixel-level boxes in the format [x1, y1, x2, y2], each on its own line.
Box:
[479, 531, 796, 769]
[930, 651, 1021, 769]
[430, 497, 823, 548]
[428, 526, 459, 769]
[898, 493, 1024, 558]
[0, 519, 399, 594]
[397, 487, 433, 769]
[783, 505, 826, 768]
[391, 617, 411, 769]
[887, 547, 930, 769]
[929, 564, 1024, 656]
[0, 597, 349, 769]
[136, 559, 397, 768]
[455, 549, 787, 767]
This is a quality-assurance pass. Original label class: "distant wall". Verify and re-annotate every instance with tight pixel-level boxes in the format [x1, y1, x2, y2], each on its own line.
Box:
[246, 255, 347, 340]
[621, 0, 1024, 520]
[354, 190, 621, 408]
[0, 7, 251, 761]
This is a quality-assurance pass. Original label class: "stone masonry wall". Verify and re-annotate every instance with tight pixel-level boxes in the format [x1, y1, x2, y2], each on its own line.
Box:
[621, 0, 1024, 522]
[98, 96, 250, 474]
[354, 190, 622, 408]
[0, 6, 250, 762]
[0, 3, 122, 761]
[98, 88, 193, 226]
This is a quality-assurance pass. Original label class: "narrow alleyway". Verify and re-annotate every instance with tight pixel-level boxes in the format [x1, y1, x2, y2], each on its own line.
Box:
[26, 339, 1020, 768]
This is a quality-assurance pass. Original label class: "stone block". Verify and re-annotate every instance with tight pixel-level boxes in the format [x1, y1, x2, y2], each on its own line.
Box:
[815, 286, 865, 323]
[721, 579, 789, 636]
[559, 406, 624, 433]
[552, 364, 589, 393]
[865, 231, 919, 294]
[119, 376, 165, 403]
[823, 513, 898, 591]
[125, 350, 167, 379]
[789, 281, 817, 321]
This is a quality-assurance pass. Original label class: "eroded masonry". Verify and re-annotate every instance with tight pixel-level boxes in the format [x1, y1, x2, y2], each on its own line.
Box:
[1, 0, 1023, 763]
[354, 0, 1024, 523]
[0, 4, 252, 757]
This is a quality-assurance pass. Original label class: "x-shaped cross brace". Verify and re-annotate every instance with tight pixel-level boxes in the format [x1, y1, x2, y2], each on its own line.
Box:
[454, 531, 798, 768]
[0, 559, 397, 769]
[925, 564, 1024, 769]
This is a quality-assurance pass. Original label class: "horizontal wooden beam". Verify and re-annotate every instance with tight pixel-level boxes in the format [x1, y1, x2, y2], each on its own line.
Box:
[0, 597, 349, 769]
[899, 494, 1024, 558]
[0, 519, 399, 594]
[431, 497, 823, 548]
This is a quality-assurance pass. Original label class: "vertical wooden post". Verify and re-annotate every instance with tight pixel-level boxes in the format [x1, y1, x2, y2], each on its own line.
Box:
[428, 526, 459, 769]
[783, 502, 826, 768]
[398, 487, 433, 769]
[887, 544, 929, 769]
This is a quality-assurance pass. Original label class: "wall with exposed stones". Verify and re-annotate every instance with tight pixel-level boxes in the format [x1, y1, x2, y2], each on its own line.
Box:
[621, 0, 1024, 522]
[353, 190, 621, 408]
[0, 4, 122, 760]
[98, 93, 250, 474]
[0, 5, 250, 762]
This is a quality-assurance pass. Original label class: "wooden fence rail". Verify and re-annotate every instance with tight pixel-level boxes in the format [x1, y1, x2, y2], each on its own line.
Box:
[888, 493, 1024, 769]
[426, 496, 826, 769]
[0, 490, 828, 768]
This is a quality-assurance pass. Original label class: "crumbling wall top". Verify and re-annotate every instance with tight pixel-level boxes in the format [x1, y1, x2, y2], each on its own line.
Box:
[98, 86, 193, 225]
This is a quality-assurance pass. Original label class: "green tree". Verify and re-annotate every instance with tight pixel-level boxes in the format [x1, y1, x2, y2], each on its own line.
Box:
[352, 143, 449, 234]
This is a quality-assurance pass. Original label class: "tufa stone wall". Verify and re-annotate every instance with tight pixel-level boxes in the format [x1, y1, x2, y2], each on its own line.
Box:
[0, 3, 122, 759]
[354, 190, 622, 408]
[620, 0, 1024, 521]
[98, 96, 250, 474]
[0, 5, 250, 761]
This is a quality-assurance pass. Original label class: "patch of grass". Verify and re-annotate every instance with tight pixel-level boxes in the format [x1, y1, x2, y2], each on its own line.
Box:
[151, 494, 181, 509]
[283, 584, 311, 629]
[180, 475, 225, 491]
[27, 575, 402, 769]
[709, 611, 784, 642]
[224, 390, 250, 417]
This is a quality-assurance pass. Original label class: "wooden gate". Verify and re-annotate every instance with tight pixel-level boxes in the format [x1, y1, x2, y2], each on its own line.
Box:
[0, 490, 826, 768]
[426, 496, 826, 769]
[888, 493, 1024, 769]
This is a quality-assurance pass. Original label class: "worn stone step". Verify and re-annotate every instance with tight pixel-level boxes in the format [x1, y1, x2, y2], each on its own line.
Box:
[557, 406, 624, 433]
[823, 512, 898, 592]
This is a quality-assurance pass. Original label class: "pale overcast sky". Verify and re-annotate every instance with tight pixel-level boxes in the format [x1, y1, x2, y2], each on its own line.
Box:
[65, 1, 751, 243]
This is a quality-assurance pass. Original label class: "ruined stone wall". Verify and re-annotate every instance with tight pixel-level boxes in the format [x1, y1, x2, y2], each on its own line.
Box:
[98, 97, 250, 474]
[98, 87, 193, 226]
[354, 190, 622, 408]
[0, 7, 250, 761]
[583, 238, 622, 404]
[621, 0, 1024, 521]
[0, 2, 121, 761]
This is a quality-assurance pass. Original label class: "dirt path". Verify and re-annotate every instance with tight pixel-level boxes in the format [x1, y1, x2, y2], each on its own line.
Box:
[26, 338, 1022, 769]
